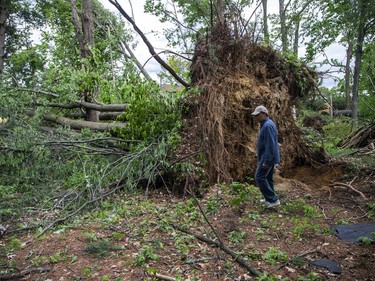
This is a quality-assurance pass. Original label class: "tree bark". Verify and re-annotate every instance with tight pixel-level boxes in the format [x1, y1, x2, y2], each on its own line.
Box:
[82, 0, 99, 122]
[70, 0, 84, 56]
[293, 20, 300, 56]
[25, 110, 126, 132]
[0, 0, 9, 75]
[217, 0, 225, 26]
[66, 111, 124, 120]
[345, 39, 352, 110]
[352, 0, 366, 128]
[279, 0, 288, 54]
[40, 101, 128, 112]
[262, 0, 269, 45]
[71, 0, 99, 122]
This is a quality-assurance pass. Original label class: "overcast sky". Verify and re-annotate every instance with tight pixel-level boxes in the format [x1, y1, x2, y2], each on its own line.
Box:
[100, 0, 345, 88]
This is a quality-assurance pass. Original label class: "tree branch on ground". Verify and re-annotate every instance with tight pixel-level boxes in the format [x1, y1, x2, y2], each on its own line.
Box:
[332, 182, 367, 199]
[270, 248, 317, 274]
[0, 266, 52, 281]
[171, 223, 262, 277]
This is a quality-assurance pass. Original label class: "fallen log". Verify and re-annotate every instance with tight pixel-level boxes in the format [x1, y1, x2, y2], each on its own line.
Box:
[43, 113, 126, 132]
[65, 111, 124, 120]
[25, 110, 126, 132]
[37, 101, 128, 112]
[339, 124, 375, 149]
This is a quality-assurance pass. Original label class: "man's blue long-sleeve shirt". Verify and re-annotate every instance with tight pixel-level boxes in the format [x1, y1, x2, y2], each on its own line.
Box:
[257, 117, 280, 166]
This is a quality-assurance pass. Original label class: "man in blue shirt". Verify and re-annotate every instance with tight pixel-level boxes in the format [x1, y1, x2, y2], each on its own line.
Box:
[251, 105, 281, 208]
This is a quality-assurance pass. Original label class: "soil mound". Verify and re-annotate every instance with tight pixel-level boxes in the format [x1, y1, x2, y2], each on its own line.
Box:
[184, 25, 327, 184]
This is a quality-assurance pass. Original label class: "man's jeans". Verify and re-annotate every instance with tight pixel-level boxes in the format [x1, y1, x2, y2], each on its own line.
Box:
[255, 164, 278, 203]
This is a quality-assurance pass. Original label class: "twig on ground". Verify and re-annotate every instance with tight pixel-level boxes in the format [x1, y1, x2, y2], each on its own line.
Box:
[171, 223, 262, 277]
[150, 272, 176, 281]
[333, 182, 367, 199]
[269, 248, 317, 274]
[186, 183, 225, 246]
[0, 266, 51, 280]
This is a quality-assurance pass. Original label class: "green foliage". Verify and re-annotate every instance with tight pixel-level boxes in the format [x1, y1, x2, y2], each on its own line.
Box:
[298, 272, 321, 281]
[5, 237, 21, 252]
[366, 201, 375, 218]
[262, 247, 288, 266]
[282, 199, 322, 218]
[133, 245, 160, 266]
[205, 196, 222, 215]
[84, 239, 123, 258]
[292, 218, 320, 239]
[158, 55, 191, 85]
[228, 231, 247, 244]
[115, 74, 185, 143]
[357, 236, 374, 245]
[322, 116, 352, 153]
[173, 199, 201, 226]
[257, 273, 280, 281]
[228, 182, 258, 209]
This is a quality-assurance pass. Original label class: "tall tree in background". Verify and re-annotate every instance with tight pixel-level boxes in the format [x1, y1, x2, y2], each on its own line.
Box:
[278, 0, 287, 54]
[0, 0, 44, 83]
[0, 0, 9, 75]
[274, 0, 314, 56]
[71, 0, 99, 122]
[305, 0, 374, 121]
[261, 0, 269, 45]
[351, 0, 372, 127]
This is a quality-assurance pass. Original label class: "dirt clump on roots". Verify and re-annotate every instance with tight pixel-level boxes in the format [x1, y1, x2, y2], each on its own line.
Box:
[181, 24, 327, 185]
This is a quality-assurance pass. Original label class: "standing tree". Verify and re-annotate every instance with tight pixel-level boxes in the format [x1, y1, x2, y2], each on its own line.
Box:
[261, 0, 269, 45]
[71, 0, 99, 122]
[305, 0, 375, 125]
[0, 0, 9, 75]
[0, 0, 45, 83]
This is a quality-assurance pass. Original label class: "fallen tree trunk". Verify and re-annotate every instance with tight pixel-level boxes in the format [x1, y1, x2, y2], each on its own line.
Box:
[25, 110, 126, 132]
[339, 123, 375, 148]
[44, 113, 126, 132]
[66, 111, 124, 120]
[37, 101, 128, 112]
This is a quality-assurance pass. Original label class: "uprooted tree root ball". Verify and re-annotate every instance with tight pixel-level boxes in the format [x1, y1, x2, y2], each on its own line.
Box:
[182, 24, 327, 184]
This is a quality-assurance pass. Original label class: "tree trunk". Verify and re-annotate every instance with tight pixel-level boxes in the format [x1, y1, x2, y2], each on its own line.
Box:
[0, 0, 9, 75]
[71, 0, 99, 122]
[279, 0, 288, 54]
[70, 0, 84, 56]
[262, 0, 269, 45]
[25, 109, 126, 132]
[345, 39, 352, 110]
[44, 113, 126, 131]
[352, 0, 366, 128]
[217, 0, 225, 26]
[293, 20, 300, 56]
[81, 0, 99, 122]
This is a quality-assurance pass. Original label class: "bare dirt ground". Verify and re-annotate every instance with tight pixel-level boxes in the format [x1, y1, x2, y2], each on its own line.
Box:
[1, 163, 374, 281]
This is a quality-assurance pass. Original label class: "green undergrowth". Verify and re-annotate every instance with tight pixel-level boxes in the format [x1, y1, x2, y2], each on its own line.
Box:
[1, 181, 343, 280]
